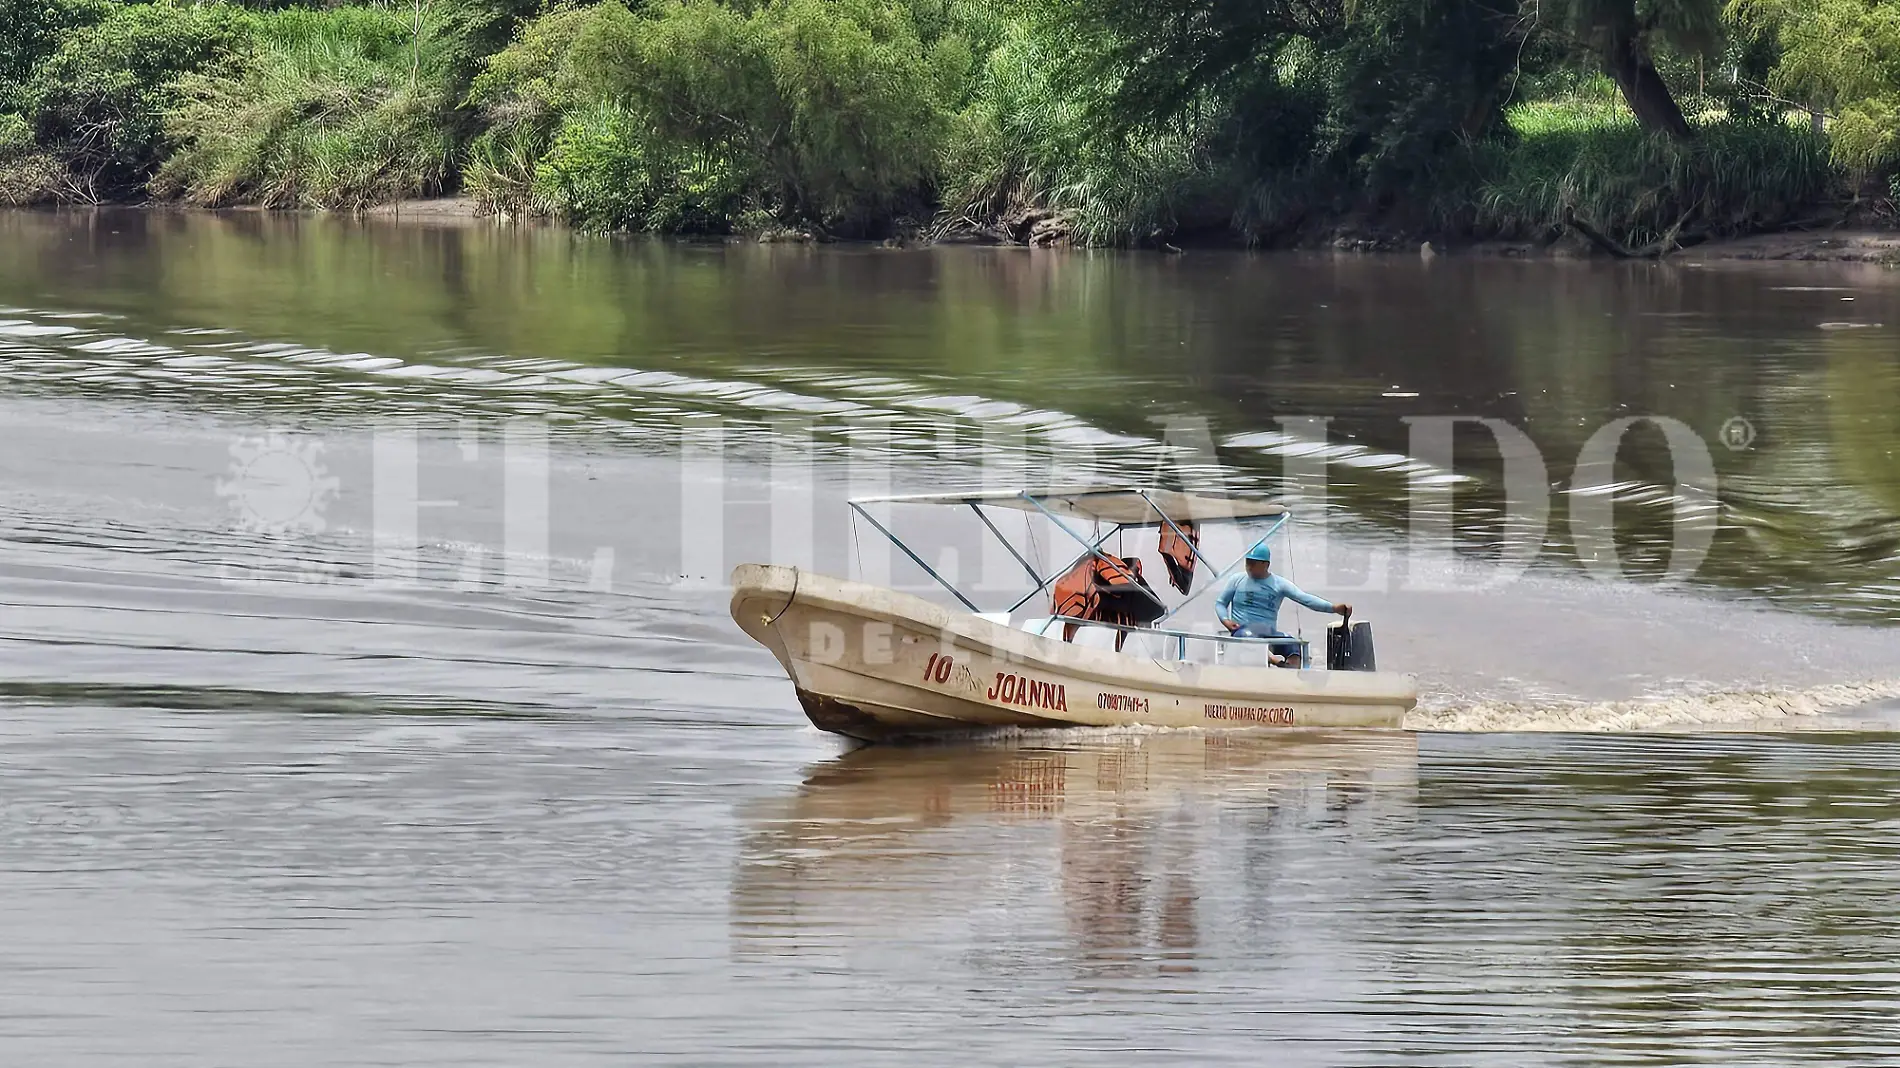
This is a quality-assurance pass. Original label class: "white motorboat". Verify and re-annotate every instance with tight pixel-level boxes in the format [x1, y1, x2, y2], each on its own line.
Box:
[731, 487, 1418, 741]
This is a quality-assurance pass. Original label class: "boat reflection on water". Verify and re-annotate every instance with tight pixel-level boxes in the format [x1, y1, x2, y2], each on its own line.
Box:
[732, 730, 1417, 982]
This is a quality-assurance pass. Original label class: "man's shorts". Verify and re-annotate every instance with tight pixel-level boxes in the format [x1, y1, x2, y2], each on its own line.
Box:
[1231, 625, 1305, 655]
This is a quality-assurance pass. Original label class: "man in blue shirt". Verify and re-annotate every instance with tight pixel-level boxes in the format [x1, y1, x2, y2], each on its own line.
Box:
[1213, 543, 1351, 668]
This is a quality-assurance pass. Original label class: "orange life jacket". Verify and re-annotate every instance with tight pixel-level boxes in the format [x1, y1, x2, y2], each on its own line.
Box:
[1158, 520, 1198, 594]
[1051, 554, 1163, 644]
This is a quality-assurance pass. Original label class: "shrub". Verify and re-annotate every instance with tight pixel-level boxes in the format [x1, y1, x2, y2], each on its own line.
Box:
[26, 2, 253, 197]
[0, 110, 66, 204]
[462, 0, 642, 215]
[1732, 0, 1900, 175]
[471, 0, 958, 232]
[155, 5, 458, 208]
[436, 0, 549, 87]
[0, 112, 32, 153]
[0, 0, 109, 114]
[752, 0, 956, 221]
[530, 99, 750, 231]
[466, 0, 640, 118]
[529, 99, 649, 229]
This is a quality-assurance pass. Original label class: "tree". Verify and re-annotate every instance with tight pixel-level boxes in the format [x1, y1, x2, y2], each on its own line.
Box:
[1047, 0, 1347, 129]
[1047, 0, 1730, 147]
[1531, 0, 1726, 141]
[1048, 0, 1529, 174]
[1730, 0, 1900, 172]
[1323, 0, 1528, 185]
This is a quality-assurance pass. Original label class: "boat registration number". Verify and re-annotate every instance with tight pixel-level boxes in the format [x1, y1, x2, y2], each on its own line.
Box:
[921, 652, 955, 684]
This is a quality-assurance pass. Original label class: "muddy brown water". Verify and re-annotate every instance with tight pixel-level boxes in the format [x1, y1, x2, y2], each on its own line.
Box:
[1, 209, 1897, 1065]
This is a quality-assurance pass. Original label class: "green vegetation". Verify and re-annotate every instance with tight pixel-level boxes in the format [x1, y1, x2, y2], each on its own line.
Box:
[1731, 0, 1900, 172]
[155, 7, 460, 208]
[1477, 100, 1834, 248]
[3, 0, 1899, 246]
[19, 2, 252, 198]
[468, 0, 963, 234]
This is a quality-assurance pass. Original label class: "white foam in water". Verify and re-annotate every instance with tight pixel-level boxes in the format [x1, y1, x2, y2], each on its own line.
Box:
[0, 320, 83, 338]
[1412, 679, 1900, 732]
[1224, 427, 1472, 485]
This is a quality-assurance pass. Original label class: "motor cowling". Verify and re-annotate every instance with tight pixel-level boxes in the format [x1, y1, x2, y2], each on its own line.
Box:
[1326, 618, 1378, 672]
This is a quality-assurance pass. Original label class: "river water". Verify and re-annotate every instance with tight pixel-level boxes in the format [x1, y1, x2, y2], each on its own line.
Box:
[1, 209, 1897, 1065]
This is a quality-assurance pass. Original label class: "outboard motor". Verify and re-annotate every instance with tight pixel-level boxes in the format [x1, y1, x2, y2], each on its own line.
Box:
[1326, 612, 1378, 672]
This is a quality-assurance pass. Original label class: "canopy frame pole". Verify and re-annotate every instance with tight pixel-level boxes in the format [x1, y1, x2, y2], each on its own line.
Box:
[1009, 494, 1164, 615]
[968, 503, 1044, 590]
[848, 501, 980, 613]
[1046, 614, 1308, 656]
[1157, 513, 1290, 625]
[1136, 490, 1225, 575]
[1007, 518, 1124, 614]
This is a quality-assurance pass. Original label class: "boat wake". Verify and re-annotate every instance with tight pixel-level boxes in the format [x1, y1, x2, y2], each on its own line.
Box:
[1410, 679, 1900, 733]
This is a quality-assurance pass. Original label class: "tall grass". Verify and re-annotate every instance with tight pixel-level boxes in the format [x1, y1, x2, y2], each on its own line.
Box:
[935, 25, 1078, 231]
[155, 6, 458, 209]
[462, 120, 546, 216]
[1475, 100, 1833, 246]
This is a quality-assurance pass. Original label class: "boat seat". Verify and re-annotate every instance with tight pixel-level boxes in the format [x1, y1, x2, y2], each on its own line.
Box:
[972, 612, 1012, 628]
[1117, 631, 1173, 660]
[1019, 617, 1165, 655]
[1184, 636, 1222, 665]
[1218, 642, 1275, 668]
[1069, 625, 1122, 651]
[1017, 616, 1063, 638]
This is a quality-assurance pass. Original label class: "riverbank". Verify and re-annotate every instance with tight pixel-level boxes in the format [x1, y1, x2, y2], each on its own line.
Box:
[1440, 227, 1900, 264]
[30, 198, 1900, 268]
[1680, 228, 1900, 263]
[5, 0, 1895, 252]
[340, 203, 1900, 265]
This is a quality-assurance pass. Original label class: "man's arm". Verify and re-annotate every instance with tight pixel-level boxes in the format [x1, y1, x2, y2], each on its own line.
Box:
[1275, 575, 1338, 615]
[1213, 575, 1239, 631]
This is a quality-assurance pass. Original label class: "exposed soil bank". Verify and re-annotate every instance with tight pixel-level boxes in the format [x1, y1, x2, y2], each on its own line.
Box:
[1315, 223, 1900, 264]
[1684, 229, 1900, 263]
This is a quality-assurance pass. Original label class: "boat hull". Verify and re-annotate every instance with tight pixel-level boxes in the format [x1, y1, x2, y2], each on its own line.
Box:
[730, 564, 1418, 741]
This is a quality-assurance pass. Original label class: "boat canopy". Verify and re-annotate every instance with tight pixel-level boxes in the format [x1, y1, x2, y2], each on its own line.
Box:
[852, 487, 1286, 526]
[846, 486, 1292, 624]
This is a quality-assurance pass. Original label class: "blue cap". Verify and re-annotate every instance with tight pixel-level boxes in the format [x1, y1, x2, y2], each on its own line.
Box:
[1245, 542, 1272, 563]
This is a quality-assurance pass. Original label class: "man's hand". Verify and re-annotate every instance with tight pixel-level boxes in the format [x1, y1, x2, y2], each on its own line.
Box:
[1221, 617, 1239, 633]
[1334, 603, 1353, 617]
